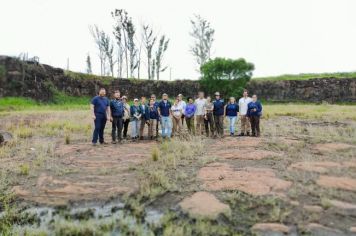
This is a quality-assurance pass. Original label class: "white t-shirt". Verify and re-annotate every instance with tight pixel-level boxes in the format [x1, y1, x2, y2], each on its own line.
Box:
[195, 98, 207, 116]
[171, 104, 182, 117]
[238, 97, 252, 115]
[179, 100, 186, 115]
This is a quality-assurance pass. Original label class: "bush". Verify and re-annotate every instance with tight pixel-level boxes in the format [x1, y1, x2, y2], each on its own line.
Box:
[200, 57, 254, 98]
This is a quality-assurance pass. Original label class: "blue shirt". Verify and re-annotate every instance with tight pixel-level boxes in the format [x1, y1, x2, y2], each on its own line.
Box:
[91, 96, 109, 116]
[185, 103, 196, 118]
[225, 103, 239, 117]
[149, 106, 159, 120]
[247, 101, 263, 117]
[110, 99, 124, 117]
[158, 100, 172, 117]
[213, 99, 225, 116]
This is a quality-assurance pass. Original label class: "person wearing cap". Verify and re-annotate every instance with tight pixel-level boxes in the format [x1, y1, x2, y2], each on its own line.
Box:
[213, 92, 225, 138]
[109, 90, 124, 144]
[177, 94, 187, 126]
[238, 89, 253, 136]
[139, 96, 150, 140]
[130, 98, 142, 140]
[158, 93, 172, 138]
[121, 96, 131, 139]
[194, 91, 207, 135]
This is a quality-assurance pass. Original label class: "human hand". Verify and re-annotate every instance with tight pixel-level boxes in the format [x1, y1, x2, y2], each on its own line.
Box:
[92, 115, 96, 120]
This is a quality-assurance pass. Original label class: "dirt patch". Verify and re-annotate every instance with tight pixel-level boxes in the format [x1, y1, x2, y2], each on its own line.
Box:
[316, 176, 356, 192]
[313, 143, 354, 153]
[179, 191, 231, 219]
[288, 161, 342, 173]
[213, 149, 281, 160]
[198, 163, 292, 196]
[209, 137, 264, 151]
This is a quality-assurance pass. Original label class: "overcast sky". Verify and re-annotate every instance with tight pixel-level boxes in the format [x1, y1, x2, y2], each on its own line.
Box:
[1, 0, 356, 79]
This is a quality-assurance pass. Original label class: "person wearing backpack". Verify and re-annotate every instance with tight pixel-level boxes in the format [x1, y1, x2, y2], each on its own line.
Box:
[110, 90, 125, 144]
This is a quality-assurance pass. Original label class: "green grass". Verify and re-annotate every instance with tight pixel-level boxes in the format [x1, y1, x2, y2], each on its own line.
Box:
[253, 71, 356, 81]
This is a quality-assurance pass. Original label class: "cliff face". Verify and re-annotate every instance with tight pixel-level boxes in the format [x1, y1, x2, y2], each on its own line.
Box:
[0, 56, 355, 103]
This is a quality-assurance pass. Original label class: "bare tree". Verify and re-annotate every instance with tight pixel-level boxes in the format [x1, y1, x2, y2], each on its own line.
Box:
[86, 53, 92, 74]
[89, 25, 107, 76]
[155, 35, 169, 80]
[102, 33, 116, 77]
[190, 15, 215, 72]
[126, 19, 139, 78]
[142, 24, 157, 80]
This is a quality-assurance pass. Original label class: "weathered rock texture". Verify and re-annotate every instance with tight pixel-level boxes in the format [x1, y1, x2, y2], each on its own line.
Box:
[1, 55, 356, 102]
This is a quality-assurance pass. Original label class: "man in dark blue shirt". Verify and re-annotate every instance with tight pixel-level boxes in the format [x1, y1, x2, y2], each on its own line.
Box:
[110, 90, 124, 144]
[158, 93, 172, 138]
[247, 94, 263, 137]
[91, 88, 110, 145]
[213, 92, 225, 138]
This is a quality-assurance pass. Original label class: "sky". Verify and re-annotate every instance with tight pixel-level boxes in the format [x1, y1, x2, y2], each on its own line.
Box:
[1, 0, 356, 80]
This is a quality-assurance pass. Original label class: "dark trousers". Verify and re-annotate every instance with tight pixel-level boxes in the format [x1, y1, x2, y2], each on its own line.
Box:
[123, 119, 130, 138]
[112, 116, 123, 141]
[214, 115, 224, 137]
[250, 116, 261, 136]
[185, 116, 195, 135]
[204, 113, 215, 137]
[92, 114, 107, 144]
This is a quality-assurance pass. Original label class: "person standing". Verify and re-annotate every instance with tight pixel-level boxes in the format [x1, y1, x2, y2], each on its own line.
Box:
[91, 88, 110, 145]
[130, 98, 142, 140]
[225, 97, 239, 136]
[148, 99, 159, 140]
[121, 96, 131, 139]
[171, 98, 183, 136]
[213, 92, 225, 138]
[194, 92, 207, 135]
[238, 89, 253, 136]
[110, 90, 125, 144]
[247, 95, 263, 137]
[185, 97, 196, 135]
[203, 96, 215, 137]
[139, 97, 150, 140]
[158, 93, 172, 139]
[150, 94, 160, 137]
[177, 94, 186, 126]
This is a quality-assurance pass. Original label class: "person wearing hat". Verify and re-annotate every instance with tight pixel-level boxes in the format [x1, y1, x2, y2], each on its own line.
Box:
[130, 98, 142, 140]
[158, 93, 172, 138]
[121, 96, 131, 139]
[213, 92, 225, 138]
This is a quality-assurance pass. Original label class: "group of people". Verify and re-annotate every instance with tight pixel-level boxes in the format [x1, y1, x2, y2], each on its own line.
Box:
[90, 88, 262, 145]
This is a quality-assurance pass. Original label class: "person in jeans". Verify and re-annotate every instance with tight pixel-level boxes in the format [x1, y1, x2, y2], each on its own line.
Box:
[139, 96, 150, 140]
[110, 90, 125, 144]
[247, 95, 263, 137]
[91, 88, 111, 145]
[150, 94, 160, 137]
[130, 98, 142, 140]
[213, 92, 225, 138]
[148, 99, 159, 140]
[121, 96, 131, 139]
[203, 96, 215, 137]
[225, 97, 239, 136]
[177, 94, 186, 126]
[171, 98, 183, 136]
[238, 89, 253, 136]
[185, 97, 196, 135]
[158, 93, 172, 139]
[194, 92, 207, 135]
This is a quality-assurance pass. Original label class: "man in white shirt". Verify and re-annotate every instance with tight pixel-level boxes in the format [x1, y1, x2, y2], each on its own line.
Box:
[194, 91, 207, 135]
[238, 89, 253, 136]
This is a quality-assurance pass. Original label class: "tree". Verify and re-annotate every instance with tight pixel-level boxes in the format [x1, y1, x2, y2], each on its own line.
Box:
[190, 15, 215, 73]
[126, 18, 139, 78]
[89, 25, 107, 76]
[86, 54, 92, 74]
[142, 24, 157, 80]
[155, 35, 169, 80]
[102, 33, 116, 77]
[200, 58, 254, 97]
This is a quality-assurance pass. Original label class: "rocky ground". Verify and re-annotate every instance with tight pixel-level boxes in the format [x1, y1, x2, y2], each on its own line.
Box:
[0, 109, 355, 235]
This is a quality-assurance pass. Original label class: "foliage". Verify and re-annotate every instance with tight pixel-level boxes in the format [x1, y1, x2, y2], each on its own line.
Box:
[200, 57, 254, 97]
[0, 65, 6, 78]
[155, 35, 170, 80]
[253, 71, 356, 81]
[142, 24, 157, 80]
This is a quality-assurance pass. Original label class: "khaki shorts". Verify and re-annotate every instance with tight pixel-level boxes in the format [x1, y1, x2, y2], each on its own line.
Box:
[196, 115, 205, 125]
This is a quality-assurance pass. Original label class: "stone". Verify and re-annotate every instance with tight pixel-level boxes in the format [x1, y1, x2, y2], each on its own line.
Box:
[303, 205, 323, 213]
[214, 149, 281, 160]
[198, 163, 292, 196]
[179, 192, 231, 219]
[313, 143, 354, 153]
[328, 200, 356, 216]
[251, 223, 291, 236]
[288, 161, 342, 173]
[0, 131, 13, 145]
[306, 223, 345, 236]
[316, 176, 356, 192]
[350, 227, 356, 233]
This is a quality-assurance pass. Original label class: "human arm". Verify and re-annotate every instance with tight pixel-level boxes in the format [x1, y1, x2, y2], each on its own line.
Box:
[90, 104, 96, 120]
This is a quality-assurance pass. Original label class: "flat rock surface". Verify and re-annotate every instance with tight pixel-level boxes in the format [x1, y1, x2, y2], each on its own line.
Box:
[306, 223, 346, 236]
[179, 191, 231, 219]
[316, 176, 356, 192]
[251, 223, 292, 236]
[313, 143, 354, 153]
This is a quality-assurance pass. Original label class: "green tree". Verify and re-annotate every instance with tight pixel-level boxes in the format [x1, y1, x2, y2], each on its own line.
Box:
[200, 57, 254, 98]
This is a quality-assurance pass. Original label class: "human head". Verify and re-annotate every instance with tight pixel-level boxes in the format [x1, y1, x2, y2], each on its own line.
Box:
[243, 89, 248, 98]
[177, 94, 183, 101]
[206, 96, 211, 103]
[149, 99, 155, 106]
[122, 96, 127, 103]
[114, 90, 120, 99]
[229, 97, 236, 104]
[187, 97, 193, 104]
[98, 88, 106, 97]
[252, 94, 257, 102]
[150, 94, 156, 101]
[134, 98, 139, 105]
[198, 91, 205, 99]
[141, 96, 146, 103]
[162, 93, 168, 100]
[214, 92, 220, 100]
[174, 98, 179, 105]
